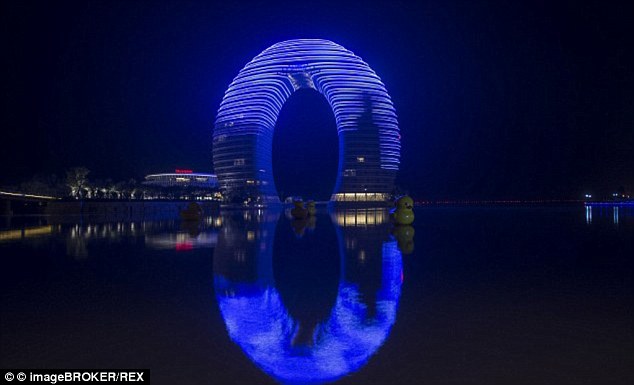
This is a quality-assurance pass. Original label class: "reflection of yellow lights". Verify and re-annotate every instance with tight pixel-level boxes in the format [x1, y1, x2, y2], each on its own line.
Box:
[24, 226, 53, 237]
[247, 231, 255, 241]
[345, 211, 356, 225]
[334, 209, 388, 227]
[0, 230, 23, 241]
[358, 249, 366, 262]
[0, 226, 53, 241]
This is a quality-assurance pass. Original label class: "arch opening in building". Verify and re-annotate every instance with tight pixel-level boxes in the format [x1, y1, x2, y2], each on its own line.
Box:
[272, 88, 339, 202]
[213, 39, 401, 204]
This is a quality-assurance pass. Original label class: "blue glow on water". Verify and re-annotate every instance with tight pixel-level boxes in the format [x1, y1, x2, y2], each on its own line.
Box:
[585, 206, 592, 224]
[214, 240, 402, 384]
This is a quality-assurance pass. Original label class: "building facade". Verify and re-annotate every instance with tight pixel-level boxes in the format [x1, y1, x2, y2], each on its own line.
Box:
[213, 39, 400, 203]
[143, 170, 218, 189]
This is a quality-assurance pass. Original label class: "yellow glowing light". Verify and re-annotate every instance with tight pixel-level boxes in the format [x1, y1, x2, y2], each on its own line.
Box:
[0, 190, 60, 200]
[0, 226, 53, 242]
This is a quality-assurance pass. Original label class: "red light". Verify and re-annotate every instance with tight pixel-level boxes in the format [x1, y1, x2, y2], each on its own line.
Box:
[175, 169, 193, 174]
[175, 241, 193, 251]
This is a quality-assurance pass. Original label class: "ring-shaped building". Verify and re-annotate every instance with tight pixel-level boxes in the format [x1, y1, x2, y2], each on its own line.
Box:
[213, 39, 400, 203]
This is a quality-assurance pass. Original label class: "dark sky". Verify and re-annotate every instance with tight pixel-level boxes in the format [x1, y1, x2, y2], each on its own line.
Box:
[1, 0, 632, 200]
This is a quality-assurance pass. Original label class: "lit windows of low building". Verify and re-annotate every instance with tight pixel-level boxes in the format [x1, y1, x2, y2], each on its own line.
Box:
[142, 170, 219, 190]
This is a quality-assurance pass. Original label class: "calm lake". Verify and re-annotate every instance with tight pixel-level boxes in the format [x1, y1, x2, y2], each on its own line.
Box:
[1, 206, 632, 384]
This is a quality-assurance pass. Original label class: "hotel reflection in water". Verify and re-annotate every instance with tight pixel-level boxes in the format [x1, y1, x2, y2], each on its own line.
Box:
[213, 208, 404, 384]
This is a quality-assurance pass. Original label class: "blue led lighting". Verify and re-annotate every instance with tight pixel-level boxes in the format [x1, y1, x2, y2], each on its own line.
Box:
[213, 39, 401, 202]
[214, 241, 403, 385]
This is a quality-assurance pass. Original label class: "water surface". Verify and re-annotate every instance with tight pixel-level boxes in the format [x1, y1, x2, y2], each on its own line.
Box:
[1, 206, 632, 384]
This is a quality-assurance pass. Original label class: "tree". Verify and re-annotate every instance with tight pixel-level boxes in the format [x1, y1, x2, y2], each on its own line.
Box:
[65, 167, 90, 199]
[127, 179, 139, 199]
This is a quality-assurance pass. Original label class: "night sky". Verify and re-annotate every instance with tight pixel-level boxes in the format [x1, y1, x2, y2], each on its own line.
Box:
[2, 0, 632, 200]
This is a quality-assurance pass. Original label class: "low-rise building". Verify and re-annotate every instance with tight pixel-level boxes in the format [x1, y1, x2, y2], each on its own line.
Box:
[143, 169, 218, 189]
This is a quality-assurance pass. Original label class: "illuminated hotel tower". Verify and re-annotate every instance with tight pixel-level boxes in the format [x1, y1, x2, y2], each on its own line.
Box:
[213, 39, 400, 203]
